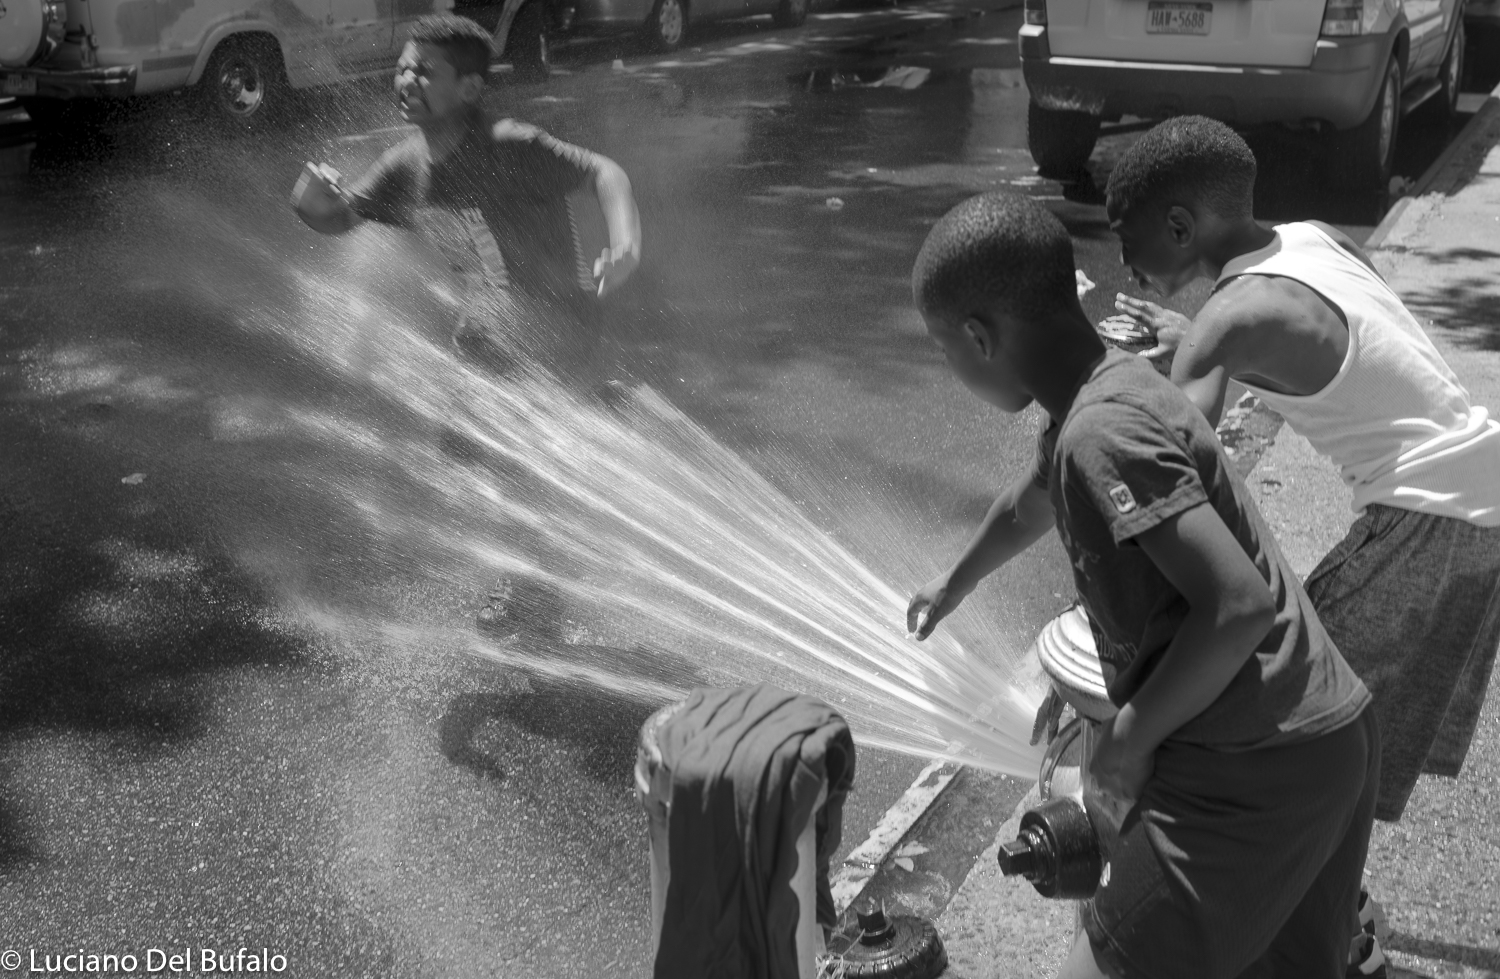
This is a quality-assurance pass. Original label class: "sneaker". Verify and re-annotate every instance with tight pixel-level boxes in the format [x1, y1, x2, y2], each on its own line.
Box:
[1358, 888, 1392, 942]
[1346, 932, 1387, 979]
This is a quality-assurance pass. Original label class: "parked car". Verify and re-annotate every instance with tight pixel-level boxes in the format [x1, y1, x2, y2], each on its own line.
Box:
[459, 0, 810, 81]
[0, 0, 452, 128]
[1018, 0, 1468, 196]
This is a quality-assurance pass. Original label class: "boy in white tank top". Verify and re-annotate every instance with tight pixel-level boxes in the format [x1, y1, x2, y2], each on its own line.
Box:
[1103, 116, 1500, 978]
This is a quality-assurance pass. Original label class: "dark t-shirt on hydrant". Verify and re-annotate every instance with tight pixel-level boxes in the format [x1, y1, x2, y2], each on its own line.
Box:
[1033, 351, 1369, 749]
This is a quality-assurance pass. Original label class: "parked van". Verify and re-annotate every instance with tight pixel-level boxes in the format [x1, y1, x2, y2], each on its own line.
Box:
[0, 0, 453, 127]
[1018, 0, 1467, 197]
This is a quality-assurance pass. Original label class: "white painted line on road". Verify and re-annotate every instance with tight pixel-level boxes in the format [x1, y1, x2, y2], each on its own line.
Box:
[831, 758, 962, 913]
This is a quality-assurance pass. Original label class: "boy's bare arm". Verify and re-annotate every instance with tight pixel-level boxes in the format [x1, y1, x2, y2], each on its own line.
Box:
[1088, 501, 1276, 809]
[908, 474, 1054, 637]
[588, 155, 643, 297]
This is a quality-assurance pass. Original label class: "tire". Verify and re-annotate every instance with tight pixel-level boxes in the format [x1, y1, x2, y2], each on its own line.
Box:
[1026, 100, 1100, 180]
[508, 1, 550, 82]
[1327, 54, 1400, 197]
[200, 36, 287, 130]
[1429, 20, 1464, 120]
[773, 0, 808, 29]
[18, 97, 76, 129]
[643, 0, 687, 52]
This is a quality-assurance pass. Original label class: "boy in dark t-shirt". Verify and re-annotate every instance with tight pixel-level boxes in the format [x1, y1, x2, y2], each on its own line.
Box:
[292, 14, 641, 380]
[290, 14, 642, 638]
[905, 192, 1377, 979]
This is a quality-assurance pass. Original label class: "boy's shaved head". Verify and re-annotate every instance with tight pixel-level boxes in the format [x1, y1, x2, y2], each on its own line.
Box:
[1106, 116, 1257, 220]
[912, 192, 1079, 321]
[409, 13, 496, 81]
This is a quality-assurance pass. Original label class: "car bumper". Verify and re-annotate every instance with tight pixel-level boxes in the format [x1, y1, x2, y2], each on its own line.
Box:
[566, 0, 649, 29]
[2, 65, 138, 100]
[1466, 0, 1500, 26]
[1019, 26, 1389, 130]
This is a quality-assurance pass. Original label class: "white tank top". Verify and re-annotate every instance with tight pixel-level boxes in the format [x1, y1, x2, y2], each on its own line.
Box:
[1216, 222, 1500, 526]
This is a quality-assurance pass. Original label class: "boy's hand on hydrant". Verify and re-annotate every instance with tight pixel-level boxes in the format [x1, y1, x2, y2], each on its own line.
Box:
[1113, 294, 1191, 363]
[1030, 686, 1066, 746]
[1085, 713, 1153, 831]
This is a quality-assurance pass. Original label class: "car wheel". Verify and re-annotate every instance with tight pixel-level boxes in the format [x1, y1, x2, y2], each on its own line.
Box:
[1027, 100, 1100, 180]
[201, 35, 287, 130]
[1328, 53, 1400, 199]
[644, 0, 687, 52]
[509, 1, 550, 82]
[773, 0, 808, 29]
[1430, 20, 1464, 120]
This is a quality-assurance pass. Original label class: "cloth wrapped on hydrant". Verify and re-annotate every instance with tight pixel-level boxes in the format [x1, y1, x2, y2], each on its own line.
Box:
[652, 683, 856, 979]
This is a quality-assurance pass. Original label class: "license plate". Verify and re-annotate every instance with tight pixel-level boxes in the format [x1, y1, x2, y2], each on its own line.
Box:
[1146, 1, 1212, 34]
[3, 74, 38, 96]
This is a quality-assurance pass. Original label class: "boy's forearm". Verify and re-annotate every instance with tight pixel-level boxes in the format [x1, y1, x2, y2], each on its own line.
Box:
[592, 160, 642, 257]
[1115, 593, 1272, 754]
[949, 477, 1054, 591]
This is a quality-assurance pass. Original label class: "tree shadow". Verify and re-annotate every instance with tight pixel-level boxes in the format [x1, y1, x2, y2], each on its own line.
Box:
[1396, 254, 1500, 352]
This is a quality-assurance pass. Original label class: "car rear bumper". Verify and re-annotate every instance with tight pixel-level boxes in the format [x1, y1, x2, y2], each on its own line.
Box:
[567, 0, 649, 29]
[1020, 26, 1389, 130]
[2, 65, 138, 100]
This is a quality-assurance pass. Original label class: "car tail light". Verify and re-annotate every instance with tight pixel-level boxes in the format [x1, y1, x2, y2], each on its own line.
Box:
[1320, 0, 1363, 36]
[1025, 0, 1047, 26]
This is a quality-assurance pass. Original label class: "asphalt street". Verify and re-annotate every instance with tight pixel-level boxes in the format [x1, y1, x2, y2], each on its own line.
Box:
[0, 2, 1486, 975]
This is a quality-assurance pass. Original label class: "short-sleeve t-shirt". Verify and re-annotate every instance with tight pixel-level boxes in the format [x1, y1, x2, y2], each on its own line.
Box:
[1034, 350, 1369, 750]
[348, 111, 600, 307]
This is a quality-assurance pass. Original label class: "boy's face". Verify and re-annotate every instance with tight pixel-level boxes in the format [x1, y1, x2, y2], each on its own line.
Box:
[919, 306, 1034, 413]
[395, 42, 481, 126]
[1109, 203, 1198, 298]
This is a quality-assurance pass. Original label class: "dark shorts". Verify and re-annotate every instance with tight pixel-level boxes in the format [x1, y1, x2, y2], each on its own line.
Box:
[1084, 708, 1379, 979]
[1305, 504, 1500, 821]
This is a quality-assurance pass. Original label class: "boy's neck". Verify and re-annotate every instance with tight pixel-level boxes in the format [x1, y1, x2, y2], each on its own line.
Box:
[420, 106, 480, 162]
[1199, 218, 1277, 280]
[1029, 311, 1109, 424]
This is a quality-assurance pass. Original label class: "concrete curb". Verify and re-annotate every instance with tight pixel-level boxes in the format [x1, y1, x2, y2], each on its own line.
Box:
[1366, 81, 1500, 252]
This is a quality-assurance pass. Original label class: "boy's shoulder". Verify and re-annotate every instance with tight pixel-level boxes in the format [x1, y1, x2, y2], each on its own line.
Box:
[1052, 354, 1212, 465]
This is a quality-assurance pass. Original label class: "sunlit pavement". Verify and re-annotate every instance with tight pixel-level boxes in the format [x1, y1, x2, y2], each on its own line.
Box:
[0, 2, 1490, 973]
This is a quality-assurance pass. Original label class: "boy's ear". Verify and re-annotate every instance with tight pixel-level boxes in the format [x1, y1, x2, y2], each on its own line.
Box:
[458, 73, 485, 104]
[1165, 205, 1196, 249]
[962, 316, 997, 360]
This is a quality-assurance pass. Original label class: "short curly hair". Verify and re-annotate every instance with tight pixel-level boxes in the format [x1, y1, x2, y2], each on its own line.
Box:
[1105, 116, 1257, 220]
[408, 13, 495, 81]
[912, 192, 1079, 322]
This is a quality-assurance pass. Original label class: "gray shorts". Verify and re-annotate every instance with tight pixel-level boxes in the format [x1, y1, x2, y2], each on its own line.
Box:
[1305, 504, 1500, 821]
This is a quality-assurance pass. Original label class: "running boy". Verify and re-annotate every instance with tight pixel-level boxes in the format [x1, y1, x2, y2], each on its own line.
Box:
[1104, 116, 1500, 972]
[907, 192, 1377, 979]
[292, 13, 642, 379]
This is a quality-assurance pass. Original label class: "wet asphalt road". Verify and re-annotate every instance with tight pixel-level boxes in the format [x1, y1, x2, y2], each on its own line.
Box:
[0, 2, 1485, 974]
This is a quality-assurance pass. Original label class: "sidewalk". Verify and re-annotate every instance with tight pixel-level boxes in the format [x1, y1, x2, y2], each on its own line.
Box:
[933, 87, 1500, 978]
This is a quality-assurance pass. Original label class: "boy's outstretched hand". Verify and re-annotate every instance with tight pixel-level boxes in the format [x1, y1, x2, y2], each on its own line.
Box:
[907, 570, 973, 640]
[594, 244, 640, 298]
[1113, 294, 1192, 364]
